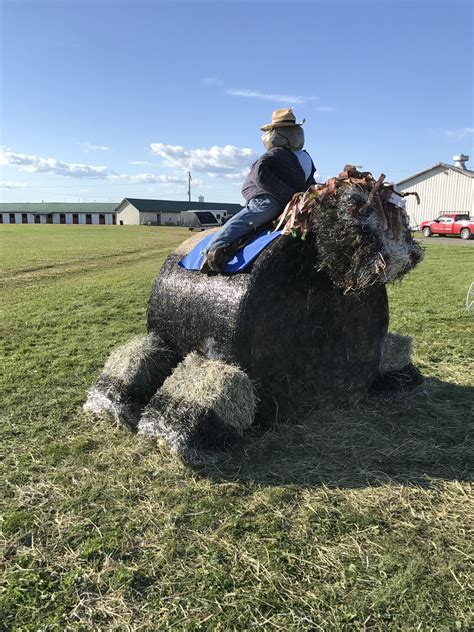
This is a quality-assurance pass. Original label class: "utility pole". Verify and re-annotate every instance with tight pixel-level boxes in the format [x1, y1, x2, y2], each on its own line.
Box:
[188, 171, 192, 202]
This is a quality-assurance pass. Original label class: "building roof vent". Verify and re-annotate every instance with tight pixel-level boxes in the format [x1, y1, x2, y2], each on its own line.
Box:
[453, 154, 469, 170]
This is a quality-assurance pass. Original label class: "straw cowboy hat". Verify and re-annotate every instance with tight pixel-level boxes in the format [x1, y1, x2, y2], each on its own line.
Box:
[260, 108, 305, 131]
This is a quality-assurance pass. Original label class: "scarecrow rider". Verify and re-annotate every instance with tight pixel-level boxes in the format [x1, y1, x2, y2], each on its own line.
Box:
[202, 108, 316, 272]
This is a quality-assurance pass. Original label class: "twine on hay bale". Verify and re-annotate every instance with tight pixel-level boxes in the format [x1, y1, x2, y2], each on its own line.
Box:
[137, 352, 257, 457]
[275, 165, 424, 293]
[84, 333, 180, 429]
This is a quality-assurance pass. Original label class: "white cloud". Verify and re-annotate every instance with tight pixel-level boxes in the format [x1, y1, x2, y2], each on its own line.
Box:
[116, 173, 185, 184]
[444, 128, 474, 140]
[202, 77, 224, 86]
[128, 160, 150, 165]
[150, 143, 257, 173]
[112, 173, 196, 185]
[226, 89, 319, 105]
[78, 141, 109, 152]
[0, 180, 27, 189]
[224, 169, 250, 180]
[0, 149, 204, 187]
[0, 150, 111, 178]
[110, 173, 204, 187]
[207, 168, 250, 181]
[315, 105, 335, 113]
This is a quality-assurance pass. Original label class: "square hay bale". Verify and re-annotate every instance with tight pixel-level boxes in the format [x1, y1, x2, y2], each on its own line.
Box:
[369, 332, 423, 399]
[138, 352, 257, 456]
[380, 332, 413, 373]
[84, 333, 180, 429]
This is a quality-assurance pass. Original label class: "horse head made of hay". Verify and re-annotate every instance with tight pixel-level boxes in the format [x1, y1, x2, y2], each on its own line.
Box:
[275, 166, 424, 294]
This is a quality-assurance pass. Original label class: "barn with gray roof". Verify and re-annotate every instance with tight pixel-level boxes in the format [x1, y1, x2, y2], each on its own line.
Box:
[397, 155, 473, 228]
[114, 198, 242, 226]
[0, 198, 242, 226]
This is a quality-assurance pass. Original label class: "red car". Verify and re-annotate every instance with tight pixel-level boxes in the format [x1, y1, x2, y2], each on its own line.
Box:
[420, 213, 474, 240]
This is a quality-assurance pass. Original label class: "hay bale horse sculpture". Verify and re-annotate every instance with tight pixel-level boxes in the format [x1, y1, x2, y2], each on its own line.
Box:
[85, 167, 424, 460]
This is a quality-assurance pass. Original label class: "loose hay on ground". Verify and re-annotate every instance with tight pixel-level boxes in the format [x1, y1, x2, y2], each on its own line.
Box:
[138, 352, 257, 457]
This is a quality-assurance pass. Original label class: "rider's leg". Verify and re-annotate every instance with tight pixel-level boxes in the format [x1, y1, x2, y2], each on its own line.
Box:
[202, 195, 284, 255]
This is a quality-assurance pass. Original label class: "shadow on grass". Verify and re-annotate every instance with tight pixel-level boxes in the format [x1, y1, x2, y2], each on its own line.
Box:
[195, 378, 473, 489]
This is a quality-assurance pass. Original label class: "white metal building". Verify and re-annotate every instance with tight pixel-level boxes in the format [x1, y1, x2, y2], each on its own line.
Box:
[0, 202, 117, 225]
[114, 198, 242, 226]
[397, 155, 473, 228]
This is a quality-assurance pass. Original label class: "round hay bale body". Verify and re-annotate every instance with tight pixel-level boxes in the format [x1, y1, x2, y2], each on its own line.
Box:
[147, 233, 389, 419]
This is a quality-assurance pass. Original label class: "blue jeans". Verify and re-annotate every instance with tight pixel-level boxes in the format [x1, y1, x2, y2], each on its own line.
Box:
[203, 195, 284, 253]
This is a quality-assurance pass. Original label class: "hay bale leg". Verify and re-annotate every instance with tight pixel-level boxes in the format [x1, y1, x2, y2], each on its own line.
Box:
[84, 333, 180, 430]
[137, 352, 257, 461]
[369, 332, 424, 398]
[380, 332, 413, 373]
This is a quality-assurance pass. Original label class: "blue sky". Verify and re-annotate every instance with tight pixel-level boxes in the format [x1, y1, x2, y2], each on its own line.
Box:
[1, 0, 472, 204]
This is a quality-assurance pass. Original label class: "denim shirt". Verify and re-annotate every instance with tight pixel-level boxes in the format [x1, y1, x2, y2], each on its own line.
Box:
[242, 147, 316, 205]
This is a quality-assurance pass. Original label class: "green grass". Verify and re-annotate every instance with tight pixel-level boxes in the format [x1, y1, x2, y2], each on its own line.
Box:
[1, 225, 473, 631]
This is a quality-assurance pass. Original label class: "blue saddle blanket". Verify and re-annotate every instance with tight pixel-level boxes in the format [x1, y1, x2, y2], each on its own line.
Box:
[178, 229, 282, 273]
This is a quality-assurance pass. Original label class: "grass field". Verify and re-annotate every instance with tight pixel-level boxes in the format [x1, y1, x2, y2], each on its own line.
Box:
[1, 225, 473, 631]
